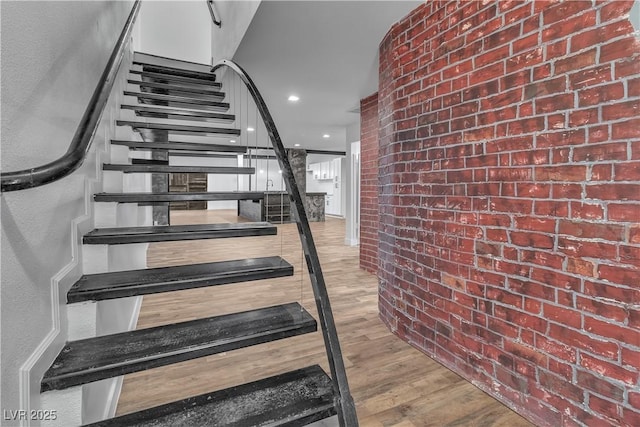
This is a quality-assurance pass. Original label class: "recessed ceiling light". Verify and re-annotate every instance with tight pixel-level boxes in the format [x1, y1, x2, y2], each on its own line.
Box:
[294, 143, 300, 147]
[247, 127, 255, 132]
[323, 134, 330, 138]
[259, 169, 264, 173]
[230, 139, 236, 143]
[288, 95, 300, 102]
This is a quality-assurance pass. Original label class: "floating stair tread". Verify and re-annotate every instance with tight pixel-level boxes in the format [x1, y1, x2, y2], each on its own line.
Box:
[131, 159, 168, 165]
[123, 91, 229, 111]
[120, 105, 234, 122]
[68, 256, 294, 303]
[133, 61, 217, 81]
[110, 140, 246, 153]
[83, 222, 276, 244]
[167, 152, 241, 159]
[42, 303, 316, 392]
[130, 69, 221, 87]
[116, 120, 240, 136]
[128, 80, 224, 98]
[85, 365, 336, 427]
[103, 164, 254, 174]
[94, 191, 265, 203]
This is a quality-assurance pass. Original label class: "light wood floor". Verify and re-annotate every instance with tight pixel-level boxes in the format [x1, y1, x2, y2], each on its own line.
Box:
[116, 210, 535, 426]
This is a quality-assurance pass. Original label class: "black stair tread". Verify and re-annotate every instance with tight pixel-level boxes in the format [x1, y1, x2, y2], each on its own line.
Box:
[68, 256, 294, 303]
[116, 120, 241, 136]
[168, 152, 243, 159]
[133, 52, 213, 70]
[103, 164, 254, 174]
[123, 91, 229, 111]
[110, 140, 246, 153]
[121, 104, 235, 122]
[94, 191, 265, 203]
[128, 80, 225, 99]
[41, 303, 317, 392]
[85, 365, 336, 427]
[131, 159, 168, 165]
[130, 69, 222, 88]
[83, 222, 276, 244]
[133, 61, 217, 81]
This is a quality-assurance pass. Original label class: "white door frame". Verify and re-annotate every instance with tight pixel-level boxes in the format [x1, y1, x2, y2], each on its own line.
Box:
[345, 141, 360, 246]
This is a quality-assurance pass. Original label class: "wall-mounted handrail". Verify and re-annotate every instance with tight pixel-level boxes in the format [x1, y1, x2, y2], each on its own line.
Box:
[1, 0, 142, 192]
[207, 0, 222, 27]
[211, 59, 358, 426]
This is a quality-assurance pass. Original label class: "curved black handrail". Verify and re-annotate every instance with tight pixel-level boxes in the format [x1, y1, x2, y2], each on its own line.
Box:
[211, 59, 358, 426]
[1, 0, 142, 192]
[207, 0, 222, 27]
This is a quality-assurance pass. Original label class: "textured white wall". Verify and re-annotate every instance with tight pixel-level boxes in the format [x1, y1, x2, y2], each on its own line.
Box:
[139, 0, 212, 64]
[1, 0, 136, 423]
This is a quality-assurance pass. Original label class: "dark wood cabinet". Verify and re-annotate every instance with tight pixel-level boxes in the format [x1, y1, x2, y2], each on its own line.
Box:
[169, 173, 207, 210]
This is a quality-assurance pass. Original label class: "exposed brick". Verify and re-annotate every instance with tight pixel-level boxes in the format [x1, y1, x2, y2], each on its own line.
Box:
[577, 370, 625, 401]
[558, 220, 625, 241]
[573, 142, 627, 162]
[588, 394, 621, 423]
[602, 100, 640, 121]
[581, 354, 638, 385]
[569, 64, 612, 90]
[544, 303, 582, 329]
[578, 82, 624, 107]
[612, 118, 640, 139]
[600, 37, 640, 63]
[586, 184, 639, 201]
[600, 0, 635, 23]
[597, 264, 640, 287]
[576, 296, 627, 323]
[556, 49, 597, 75]
[543, 11, 597, 43]
[359, 93, 379, 274]
[376, 1, 640, 425]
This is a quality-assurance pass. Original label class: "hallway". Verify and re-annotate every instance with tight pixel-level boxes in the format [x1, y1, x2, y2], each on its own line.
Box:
[116, 210, 534, 426]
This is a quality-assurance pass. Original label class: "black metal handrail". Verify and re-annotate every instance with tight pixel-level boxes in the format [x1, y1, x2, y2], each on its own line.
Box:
[207, 0, 222, 27]
[211, 59, 358, 426]
[1, 0, 142, 192]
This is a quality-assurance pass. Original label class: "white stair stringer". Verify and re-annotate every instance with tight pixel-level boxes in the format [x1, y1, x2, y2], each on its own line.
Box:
[40, 50, 150, 426]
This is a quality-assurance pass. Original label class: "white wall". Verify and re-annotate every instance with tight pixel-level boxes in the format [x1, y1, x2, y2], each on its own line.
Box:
[252, 158, 286, 192]
[211, 0, 261, 62]
[139, 0, 212, 64]
[1, 1, 141, 424]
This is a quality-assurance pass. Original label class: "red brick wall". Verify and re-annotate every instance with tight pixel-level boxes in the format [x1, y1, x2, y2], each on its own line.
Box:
[360, 93, 380, 273]
[377, 1, 640, 425]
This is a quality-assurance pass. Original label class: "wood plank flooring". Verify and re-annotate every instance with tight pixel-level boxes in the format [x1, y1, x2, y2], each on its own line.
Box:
[116, 209, 535, 426]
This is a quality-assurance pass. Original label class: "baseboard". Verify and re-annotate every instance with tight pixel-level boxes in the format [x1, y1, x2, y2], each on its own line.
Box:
[19, 181, 95, 426]
[344, 237, 359, 246]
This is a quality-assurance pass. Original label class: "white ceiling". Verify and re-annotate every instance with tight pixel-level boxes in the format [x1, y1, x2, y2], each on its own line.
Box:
[232, 0, 422, 151]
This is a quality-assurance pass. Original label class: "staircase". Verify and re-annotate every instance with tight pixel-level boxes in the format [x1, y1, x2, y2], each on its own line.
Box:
[0, 1, 357, 422]
[24, 52, 355, 426]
